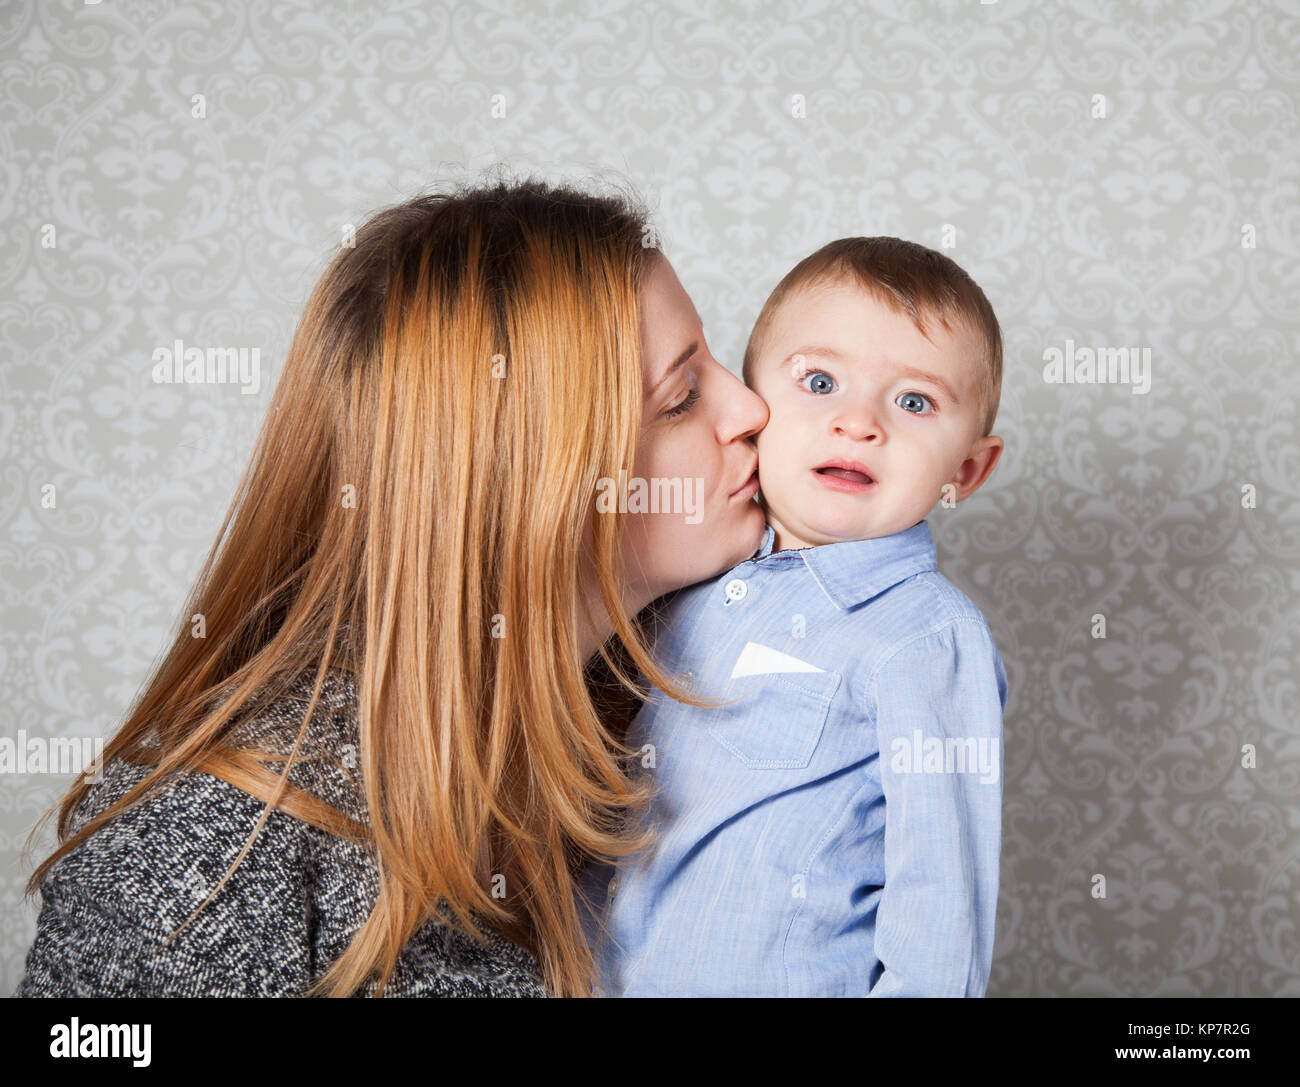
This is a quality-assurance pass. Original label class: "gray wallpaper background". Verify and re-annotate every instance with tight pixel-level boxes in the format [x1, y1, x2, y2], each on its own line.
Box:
[3, 0, 1298, 997]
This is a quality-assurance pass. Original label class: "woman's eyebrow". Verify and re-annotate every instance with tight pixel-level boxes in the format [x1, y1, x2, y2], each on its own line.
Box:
[650, 340, 699, 393]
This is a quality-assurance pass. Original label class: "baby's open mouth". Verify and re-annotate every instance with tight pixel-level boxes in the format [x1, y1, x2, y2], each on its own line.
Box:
[813, 459, 876, 492]
[816, 466, 873, 484]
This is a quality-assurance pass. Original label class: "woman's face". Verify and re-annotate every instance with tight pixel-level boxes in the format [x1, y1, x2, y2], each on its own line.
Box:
[619, 254, 769, 609]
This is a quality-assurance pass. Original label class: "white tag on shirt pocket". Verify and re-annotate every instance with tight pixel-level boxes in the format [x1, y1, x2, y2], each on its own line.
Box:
[729, 641, 826, 678]
[701, 669, 842, 770]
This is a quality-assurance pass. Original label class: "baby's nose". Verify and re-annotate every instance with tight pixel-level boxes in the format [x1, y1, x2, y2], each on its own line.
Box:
[832, 409, 883, 441]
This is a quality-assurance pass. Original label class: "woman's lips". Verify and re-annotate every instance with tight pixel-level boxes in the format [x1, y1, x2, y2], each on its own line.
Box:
[813, 466, 876, 493]
[730, 468, 760, 501]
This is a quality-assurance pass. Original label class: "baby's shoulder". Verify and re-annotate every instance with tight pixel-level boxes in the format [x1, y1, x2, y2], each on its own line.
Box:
[907, 568, 989, 623]
[857, 567, 996, 649]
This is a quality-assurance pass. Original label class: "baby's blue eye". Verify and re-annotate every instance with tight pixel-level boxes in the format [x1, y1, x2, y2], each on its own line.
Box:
[896, 391, 934, 414]
[800, 371, 836, 395]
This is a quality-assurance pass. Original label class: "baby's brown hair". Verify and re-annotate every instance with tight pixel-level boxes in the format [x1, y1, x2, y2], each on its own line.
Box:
[741, 237, 1003, 435]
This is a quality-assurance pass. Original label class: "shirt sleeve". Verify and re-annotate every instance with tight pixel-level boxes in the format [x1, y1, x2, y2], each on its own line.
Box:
[865, 618, 1007, 998]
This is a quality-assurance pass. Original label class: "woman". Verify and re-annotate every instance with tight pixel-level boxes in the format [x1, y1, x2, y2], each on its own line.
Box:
[15, 175, 768, 997]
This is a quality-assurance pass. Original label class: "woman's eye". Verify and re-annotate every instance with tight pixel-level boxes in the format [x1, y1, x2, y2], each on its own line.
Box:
[799, 370, 836, 395]
[664, 387, 700, 418]
[896, 391, 935, 414]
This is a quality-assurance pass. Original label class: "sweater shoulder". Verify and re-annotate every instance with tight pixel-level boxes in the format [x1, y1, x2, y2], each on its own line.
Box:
[59, 666, 368, 841]
[24, 751, 316, 995]
[20, 667, 548, 997]
[22, 669, 364, 991]
[219, 665, 369, 828]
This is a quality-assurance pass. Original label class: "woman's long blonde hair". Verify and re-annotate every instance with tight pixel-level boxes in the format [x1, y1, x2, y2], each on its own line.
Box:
[22, 174, 682, 997]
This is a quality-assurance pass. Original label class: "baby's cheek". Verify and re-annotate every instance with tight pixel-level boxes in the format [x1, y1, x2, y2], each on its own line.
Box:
[753, 425, 780, 461]
[757, 450, 803, 510]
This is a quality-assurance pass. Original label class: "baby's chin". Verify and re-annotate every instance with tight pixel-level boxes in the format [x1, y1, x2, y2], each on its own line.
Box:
[759, 494, 879, 547]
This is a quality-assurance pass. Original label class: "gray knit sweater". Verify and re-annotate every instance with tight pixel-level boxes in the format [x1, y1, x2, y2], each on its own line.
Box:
[14, 667, 548, 997]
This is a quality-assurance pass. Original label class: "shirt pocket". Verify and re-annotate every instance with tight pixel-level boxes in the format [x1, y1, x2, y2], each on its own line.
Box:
[699, 669, 843, 770]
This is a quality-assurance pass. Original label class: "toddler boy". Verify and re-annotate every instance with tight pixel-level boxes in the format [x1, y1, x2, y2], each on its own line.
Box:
[590, 236, 1008, 997]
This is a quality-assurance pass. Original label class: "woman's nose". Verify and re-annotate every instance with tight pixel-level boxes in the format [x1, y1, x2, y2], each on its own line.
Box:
[718, 371, 769, 442]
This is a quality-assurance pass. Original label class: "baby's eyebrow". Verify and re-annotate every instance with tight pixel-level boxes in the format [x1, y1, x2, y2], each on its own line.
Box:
[894, 365, 959, 405]
[780, 346, 960, 404]
[781, 344, 843, 367]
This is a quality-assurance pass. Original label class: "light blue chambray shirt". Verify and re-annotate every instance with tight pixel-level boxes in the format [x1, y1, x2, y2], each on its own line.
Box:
[582, 519, 1007, 997]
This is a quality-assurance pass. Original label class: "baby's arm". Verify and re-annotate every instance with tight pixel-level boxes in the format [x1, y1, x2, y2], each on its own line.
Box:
[865, 619, 1007, 997]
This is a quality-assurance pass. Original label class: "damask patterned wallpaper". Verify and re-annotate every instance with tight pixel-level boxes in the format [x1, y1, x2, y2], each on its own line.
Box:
[2, 0, 1297, 996]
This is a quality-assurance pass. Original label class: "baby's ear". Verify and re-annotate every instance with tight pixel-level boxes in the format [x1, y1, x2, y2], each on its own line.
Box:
[950, 435, 1003, 501]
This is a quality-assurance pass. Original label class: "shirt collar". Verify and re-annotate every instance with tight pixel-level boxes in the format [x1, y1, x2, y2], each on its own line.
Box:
[753, 519, 937, 610]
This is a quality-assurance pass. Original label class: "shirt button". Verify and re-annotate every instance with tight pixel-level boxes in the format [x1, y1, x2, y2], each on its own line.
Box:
[723, 578, 748, 604]
[607, 875, 620, 901]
